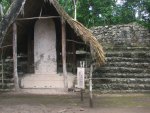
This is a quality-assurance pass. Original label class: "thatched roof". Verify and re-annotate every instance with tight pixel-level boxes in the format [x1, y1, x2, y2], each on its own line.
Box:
[0, 0, 105, 65]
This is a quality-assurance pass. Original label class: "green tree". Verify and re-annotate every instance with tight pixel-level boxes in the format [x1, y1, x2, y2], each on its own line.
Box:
[115, 0, 137, 24]
[59, 0, 116, 27]
[77, 0, 116, 27]
[0, 0, 10, 20]
[0, 0, 10, 13]
[1, 0, 150, 28]
[139, 0, 150, 29]
[58, 0, 74, 17]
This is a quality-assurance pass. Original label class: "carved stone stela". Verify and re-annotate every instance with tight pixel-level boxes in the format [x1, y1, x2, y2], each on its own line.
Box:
[34, 19, 57, 74]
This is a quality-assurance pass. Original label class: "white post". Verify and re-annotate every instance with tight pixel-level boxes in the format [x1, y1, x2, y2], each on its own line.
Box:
[89, 64, 93, 108]
[74, 4, 77, 20]
[73, 0, 77, 20]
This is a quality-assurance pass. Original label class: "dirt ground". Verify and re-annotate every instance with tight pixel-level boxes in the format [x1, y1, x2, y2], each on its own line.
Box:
[0, 92, 150, 113]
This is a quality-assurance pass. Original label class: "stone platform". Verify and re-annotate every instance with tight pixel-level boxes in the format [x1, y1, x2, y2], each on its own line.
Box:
[20, 73, 75, 89]
[20, 88, 69, 95]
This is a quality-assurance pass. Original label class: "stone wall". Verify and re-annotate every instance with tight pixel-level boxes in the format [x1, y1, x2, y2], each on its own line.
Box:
[91, 23, 150, 93]
[91, 23, 150, 47]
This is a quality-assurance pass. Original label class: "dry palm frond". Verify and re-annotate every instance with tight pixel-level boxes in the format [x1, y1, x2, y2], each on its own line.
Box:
[52, 0, 105, 65]
[72, 20, 105, 65]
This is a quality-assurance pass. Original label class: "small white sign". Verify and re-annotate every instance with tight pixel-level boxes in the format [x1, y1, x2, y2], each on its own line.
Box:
[77, 67, 85, 89]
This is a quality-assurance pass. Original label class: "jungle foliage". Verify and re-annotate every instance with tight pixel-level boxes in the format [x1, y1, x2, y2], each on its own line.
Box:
[58, 0, 150, 28]
[0, 0, 150, 28]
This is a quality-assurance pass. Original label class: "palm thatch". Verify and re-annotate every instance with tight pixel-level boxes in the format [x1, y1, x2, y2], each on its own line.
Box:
[0, 0, 105, 65]
[51, 0, 105, 64]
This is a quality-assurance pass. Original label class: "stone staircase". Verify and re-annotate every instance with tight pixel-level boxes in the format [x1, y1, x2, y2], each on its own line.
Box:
[93, 47, 150, 93]
[0, 78, 14, 91]
[0, 60, 14, 91]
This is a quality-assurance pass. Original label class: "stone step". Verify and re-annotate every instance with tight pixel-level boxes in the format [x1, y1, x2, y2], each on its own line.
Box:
[0, 77, 14, 83]
[0, 83, 14, 89]
[104, 47, 150, 51]
[21, 88, 69, 95]
[96, 90, 150, 93]
[96, 67, 150, 73]
[93, 83, 150, 90]
[0, 83, 14, 86]
[93, 78, 150, 84]
[106, 57, 150, 63]
[0, 89, 14, 92]
[93, 73, 150, 78]
[106, 51, 150, 58]
[21, 74, 65, 81]
[104, 62, 150, 68]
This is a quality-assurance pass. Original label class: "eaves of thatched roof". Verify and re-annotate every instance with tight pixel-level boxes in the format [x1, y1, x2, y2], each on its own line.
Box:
[0, 0, 105, 65]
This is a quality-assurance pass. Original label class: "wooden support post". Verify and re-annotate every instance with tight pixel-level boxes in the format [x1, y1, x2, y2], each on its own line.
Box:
[89, 64, 93, 108]
[72, 37, 76, 73]
[1, 59, 4, 88]
[27, 32, 33, 73]
[27, 35, 31, 73]
[1, 48, 4, 88]
[61, 18, 68, 90]
[13, 22, 19, 91]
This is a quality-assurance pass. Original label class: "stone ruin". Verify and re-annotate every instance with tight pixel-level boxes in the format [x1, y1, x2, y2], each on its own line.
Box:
[91, 23, 150, 93]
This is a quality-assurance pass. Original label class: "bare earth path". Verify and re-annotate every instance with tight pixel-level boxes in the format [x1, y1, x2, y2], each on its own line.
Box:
[0, 92, 150, 113]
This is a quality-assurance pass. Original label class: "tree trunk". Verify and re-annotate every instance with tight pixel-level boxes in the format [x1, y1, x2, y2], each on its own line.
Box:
[73, 0, 78, 20]
[13, 22, 19, 91]
[0, 0, 26, 47]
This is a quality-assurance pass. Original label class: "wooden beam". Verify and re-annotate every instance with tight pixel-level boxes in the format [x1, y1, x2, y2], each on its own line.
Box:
[61, 18, 68, 90]
[16, 16, 60, 21]
[72, 36, 76, 73]
[67, 39, 85, 45]
[13, 22, 19, 91]
[0, 45, 12, 49]
[27, 29, 34, 73]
